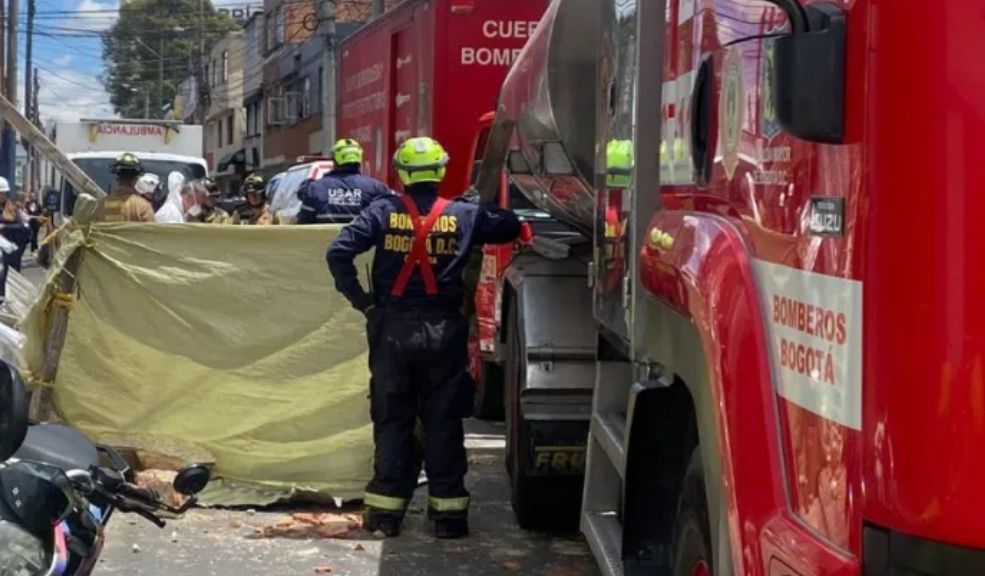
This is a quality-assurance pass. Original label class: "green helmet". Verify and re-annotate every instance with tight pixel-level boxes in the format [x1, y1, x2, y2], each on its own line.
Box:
[332, 138, 364, 166]
[243, 173, 266, 196]
[111, 152, 144, 177]
[393, 137, 449, 187]
[606, 139, 633, 188]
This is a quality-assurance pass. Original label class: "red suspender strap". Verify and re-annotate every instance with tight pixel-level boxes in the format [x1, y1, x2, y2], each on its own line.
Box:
[390, 195, 450, 297]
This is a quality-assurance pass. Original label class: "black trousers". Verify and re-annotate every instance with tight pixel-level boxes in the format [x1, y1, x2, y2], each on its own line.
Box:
[364, 307, 474, 520]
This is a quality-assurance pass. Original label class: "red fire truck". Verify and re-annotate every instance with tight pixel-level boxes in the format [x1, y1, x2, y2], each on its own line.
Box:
[469, 0, 984, 574]
[335, 0, 547, 197]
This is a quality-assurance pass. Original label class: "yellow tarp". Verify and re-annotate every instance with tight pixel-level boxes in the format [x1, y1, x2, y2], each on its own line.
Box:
[23, 223, 374, 505]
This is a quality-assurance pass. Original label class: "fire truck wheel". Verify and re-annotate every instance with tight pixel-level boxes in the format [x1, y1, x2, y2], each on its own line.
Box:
[503, 295, 580, 531]
[672, 448, 713, 576]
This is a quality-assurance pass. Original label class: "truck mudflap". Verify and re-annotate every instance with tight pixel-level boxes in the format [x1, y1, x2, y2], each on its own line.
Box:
[500, 239, 593, 530]
[519, 390, 592, 477]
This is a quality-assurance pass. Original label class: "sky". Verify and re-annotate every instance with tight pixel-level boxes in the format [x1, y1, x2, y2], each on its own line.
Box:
[23, 0, 252, 125]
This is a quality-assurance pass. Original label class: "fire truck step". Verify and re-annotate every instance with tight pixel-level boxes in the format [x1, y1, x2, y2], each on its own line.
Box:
[592, 412, 626, 479]
[583, 511, 624, 576]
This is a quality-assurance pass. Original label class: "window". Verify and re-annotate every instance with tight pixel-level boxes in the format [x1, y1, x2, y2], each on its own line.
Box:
[275, 6, 284, 46]
[265, 13, 275, 52]
[227, 112, 234, 144]
[301, 77, 312, 118]
[216, 118, 223, 147]
[222, 51, 229, 83]
[247, 104, 255, 137]
[211, 59, 217, 87]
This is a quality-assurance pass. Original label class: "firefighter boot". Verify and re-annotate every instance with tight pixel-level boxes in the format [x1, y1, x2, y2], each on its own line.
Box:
[432, 517, 469, 539]
[362, 509, 402, 538]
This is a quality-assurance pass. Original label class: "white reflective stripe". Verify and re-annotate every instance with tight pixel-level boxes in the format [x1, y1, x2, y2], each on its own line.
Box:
[753, 259, 863, 430]
[299, 205, 317, 212]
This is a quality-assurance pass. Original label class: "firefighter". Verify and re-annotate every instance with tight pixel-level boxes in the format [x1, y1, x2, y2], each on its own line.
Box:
[98, 152, 156, 222]
[188, 180, 232, 224]
[299, 138, 392, 224]
[327, 137, 521, 539]
[233, 173, 272, 225]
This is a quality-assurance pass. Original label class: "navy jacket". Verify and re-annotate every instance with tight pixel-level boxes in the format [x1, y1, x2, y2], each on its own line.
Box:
[327, 191, 521, 311]
[299, 166, 391, 224]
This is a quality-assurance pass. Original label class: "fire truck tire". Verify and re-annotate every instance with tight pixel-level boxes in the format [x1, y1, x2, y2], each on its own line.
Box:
[672, 448, 713, 576]
[504, 296, 580, 531]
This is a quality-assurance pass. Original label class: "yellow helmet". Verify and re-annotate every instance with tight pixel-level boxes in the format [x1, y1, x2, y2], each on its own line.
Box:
[606, 140, 633, 188]
[332, 138, 364, 166]
[393, 136, 449, 187]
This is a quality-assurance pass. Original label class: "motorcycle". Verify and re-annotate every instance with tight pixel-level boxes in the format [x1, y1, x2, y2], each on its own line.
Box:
[0, 360, 211, 575]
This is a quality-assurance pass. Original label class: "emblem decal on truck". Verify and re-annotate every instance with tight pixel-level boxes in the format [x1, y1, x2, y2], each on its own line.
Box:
[761, 35, 782, 141]
[720, 46, 744, 181]
[753, 260, 862, 430]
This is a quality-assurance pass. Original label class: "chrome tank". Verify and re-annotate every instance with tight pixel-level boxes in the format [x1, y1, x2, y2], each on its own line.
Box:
[497, 0, 601, 234]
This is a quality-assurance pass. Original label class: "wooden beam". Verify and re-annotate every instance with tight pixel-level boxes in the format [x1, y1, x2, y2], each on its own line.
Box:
[0, 93, 106, 421]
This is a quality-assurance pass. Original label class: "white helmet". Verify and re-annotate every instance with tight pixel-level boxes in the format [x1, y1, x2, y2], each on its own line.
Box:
[0, 177, 10, 193]
[135, 173, 162, 197]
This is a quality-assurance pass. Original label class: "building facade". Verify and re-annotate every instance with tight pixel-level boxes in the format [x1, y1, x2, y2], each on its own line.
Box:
[258, 0, 384, 176]
[243, 11, 266, 176]
[203, 31, 246, 195]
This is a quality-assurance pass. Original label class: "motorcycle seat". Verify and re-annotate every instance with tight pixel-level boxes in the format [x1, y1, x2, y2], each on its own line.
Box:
[13, 424, 100, 472]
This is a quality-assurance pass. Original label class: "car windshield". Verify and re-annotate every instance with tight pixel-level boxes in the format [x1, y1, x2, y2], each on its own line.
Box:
[62, 157, 206, 216]
[268, 168, 310, 214]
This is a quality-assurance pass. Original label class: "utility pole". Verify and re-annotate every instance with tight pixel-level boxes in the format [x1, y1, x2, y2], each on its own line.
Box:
[32, 67, 39, 193]
[144, 92, 150, 118]
[2, 0, 19, 188]
[159, 37, 165, 118]
[320, 0, 336, 154]
[24, 0, 34, 194]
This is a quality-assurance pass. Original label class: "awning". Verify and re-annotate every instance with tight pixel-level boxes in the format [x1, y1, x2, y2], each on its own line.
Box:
[217, 149, 247, 172]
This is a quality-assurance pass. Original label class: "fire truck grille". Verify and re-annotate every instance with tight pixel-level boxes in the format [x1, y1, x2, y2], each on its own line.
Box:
[864, 524, 985, 575]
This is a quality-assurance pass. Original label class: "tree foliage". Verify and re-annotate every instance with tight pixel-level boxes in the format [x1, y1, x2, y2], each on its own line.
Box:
[102, 0, 237, 119]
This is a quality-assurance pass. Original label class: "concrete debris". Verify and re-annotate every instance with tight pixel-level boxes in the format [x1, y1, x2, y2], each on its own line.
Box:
[252, 512, 363, 540]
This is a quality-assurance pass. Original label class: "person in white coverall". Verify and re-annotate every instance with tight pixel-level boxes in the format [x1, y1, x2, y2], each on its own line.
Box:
[153, 172, 188, 223]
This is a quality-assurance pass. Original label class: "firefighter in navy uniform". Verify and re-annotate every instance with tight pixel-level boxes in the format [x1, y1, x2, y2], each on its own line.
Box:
[328, 137, 520, 539]
[300, 138, 391, 224]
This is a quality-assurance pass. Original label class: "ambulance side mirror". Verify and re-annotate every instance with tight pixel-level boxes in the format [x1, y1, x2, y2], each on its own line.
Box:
[769, 1, 847, 144]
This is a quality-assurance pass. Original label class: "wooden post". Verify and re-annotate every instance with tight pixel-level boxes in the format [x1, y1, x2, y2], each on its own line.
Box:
[0, 91, 105, 421]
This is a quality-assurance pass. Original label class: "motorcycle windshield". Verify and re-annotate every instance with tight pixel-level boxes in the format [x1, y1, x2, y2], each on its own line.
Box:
[0, 519, 49, 575]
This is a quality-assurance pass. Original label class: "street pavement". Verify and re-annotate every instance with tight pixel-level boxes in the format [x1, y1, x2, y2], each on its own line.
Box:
[20, 263, 599, 576]
[94, 422, 598, 576]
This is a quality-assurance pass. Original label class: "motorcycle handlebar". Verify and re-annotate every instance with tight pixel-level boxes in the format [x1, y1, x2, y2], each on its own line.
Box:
[70, 466, 176, 528]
